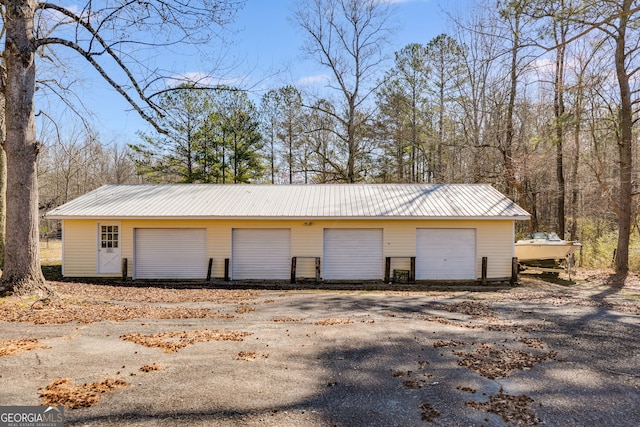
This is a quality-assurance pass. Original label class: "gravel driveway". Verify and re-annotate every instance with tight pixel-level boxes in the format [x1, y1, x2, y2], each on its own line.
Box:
[1, 273, 639, 426]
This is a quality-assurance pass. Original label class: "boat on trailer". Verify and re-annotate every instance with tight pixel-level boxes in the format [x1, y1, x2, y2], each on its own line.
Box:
[515, 232, 581, 271]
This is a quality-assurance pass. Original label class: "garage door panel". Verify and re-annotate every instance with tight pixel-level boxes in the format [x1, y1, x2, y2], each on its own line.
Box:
[434, 246, 466, 257]
[323, 229, 383, 280]
[135, 229, 207, 279]
[232, 229, 290, 280]
[416, 229, 476, 280]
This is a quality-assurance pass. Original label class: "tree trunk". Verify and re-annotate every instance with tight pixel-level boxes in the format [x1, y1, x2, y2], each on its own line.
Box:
[503, 12, 520, 201]
[346, 100, 357, 183]
[569, 91, 581, 241]
[288, 126, 293, 184]
[411, 87, 417, 183]
[613, 0, 633, 274]
[437, 67, 445, 183]
[0, 138, 6, 268]
[270, 139, 275, 184]
[554, 34, 566, 239]
[0, 0, 51, 297]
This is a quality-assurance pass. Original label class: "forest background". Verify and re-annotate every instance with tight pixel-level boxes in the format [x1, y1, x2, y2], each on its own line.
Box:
[34, 0, 640, 272]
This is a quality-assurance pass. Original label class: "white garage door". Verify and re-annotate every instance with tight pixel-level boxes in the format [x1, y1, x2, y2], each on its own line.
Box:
[232, 229, 291, 280]
[134, 229, 207, 279]
[416, 229, 476, 280]
[323, 229, 383, 280]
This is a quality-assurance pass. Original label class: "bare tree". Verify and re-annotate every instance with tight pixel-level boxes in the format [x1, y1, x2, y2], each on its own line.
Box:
[602, 0, 639, 274]
[39, 131, 138, 207]
[293, 0, 393, 182]
[565, 35, 607, 240]
[524, 0, 572, 238]
[451, 6, 501, 184]
[0, 0, 244, 296]
[375, 43, 431, 182]
[536, 0, 640, 273]
[302, 98, 341, 183]
[259, 90, 280, 184]
[425, 34, 465, 183]
[551, 8, 569, 239]
[269, 86, 304, 183]
[498, 0, 527, 200]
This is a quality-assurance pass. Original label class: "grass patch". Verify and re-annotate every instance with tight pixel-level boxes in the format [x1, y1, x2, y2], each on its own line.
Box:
[40, 239, 62, 266]
[39, 239, 63, 280]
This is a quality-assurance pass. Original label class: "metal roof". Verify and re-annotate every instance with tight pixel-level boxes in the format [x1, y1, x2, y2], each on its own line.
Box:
[45, 184, 531, 220]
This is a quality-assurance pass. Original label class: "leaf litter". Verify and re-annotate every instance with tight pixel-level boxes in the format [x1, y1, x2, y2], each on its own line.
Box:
[0, 281, 274, 324]
[0, 301, 235, 324]
[453, 343, 557, 379]
[120, 329, 252, 352]
[419, 403, 441, 421]
[272, 317, 305, 322]
[39, 378, 128, 409]
[139, 363, 164, 372]
[0, 339, 50, 356]
[314, 318, 353, 326]
[236, 351, 269, 361]
[50, 282, 260, 304]
[467, 388, 540, 426]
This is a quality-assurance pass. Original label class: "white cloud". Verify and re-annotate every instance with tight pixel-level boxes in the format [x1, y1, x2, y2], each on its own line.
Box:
[297, 74, 332, 86]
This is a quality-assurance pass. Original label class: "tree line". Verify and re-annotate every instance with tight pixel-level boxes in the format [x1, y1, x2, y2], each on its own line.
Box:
[2, 0, 640, 296]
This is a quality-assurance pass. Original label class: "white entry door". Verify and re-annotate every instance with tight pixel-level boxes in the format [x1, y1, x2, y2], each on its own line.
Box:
[97, 223, 121, 274]
[416, 228, 476, 280]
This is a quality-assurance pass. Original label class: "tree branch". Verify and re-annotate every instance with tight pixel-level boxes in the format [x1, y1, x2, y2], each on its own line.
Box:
[36, 2, 165, 120]
[41, 37, 167, 134]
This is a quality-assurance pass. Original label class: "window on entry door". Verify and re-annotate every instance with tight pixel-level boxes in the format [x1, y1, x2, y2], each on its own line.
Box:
[101, 225, 119, 249]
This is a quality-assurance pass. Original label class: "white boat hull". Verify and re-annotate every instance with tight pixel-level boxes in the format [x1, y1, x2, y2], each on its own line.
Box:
[514, 242, 580, 261]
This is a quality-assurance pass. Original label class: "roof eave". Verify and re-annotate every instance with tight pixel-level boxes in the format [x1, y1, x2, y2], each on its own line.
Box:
[46, 215, 532, 221]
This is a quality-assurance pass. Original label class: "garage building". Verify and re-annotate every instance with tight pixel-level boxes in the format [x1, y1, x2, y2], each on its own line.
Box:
[45, 184, 530, 282]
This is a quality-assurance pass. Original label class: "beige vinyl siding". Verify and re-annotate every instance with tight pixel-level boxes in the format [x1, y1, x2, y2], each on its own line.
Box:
[291, 222, 323, 279]
[475, 220, 515, 279]
[60, 218, 515, 280]
[61, 220, 99, 277]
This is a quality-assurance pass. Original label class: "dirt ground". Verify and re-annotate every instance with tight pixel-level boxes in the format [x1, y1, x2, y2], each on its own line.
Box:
[1, 270, 639, 426]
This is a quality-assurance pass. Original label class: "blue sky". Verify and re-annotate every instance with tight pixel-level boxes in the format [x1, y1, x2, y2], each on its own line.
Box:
[47, 0, 460, 145]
